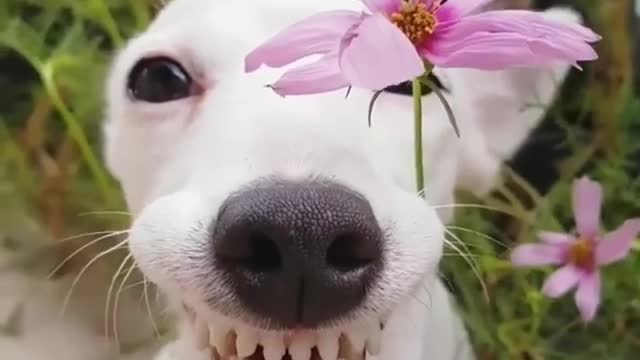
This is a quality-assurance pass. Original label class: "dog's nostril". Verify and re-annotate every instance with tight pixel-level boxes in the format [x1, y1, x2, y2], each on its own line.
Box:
[326, 233, 379, 272]
[216, 229, 282, 273]
[245, 230, 281, 272]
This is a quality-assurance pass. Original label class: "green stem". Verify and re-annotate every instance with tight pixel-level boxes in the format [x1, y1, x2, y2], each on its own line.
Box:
[412, 78, 425, 197]
[128, 0, 152, 30]
[91, 0, 124, 47]
[40, 61, 119, 209]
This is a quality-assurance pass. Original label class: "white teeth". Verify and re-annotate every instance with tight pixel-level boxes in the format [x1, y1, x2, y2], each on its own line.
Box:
[339, 335, 364, 360]
[289, 333, 314, 360]
[317, 333, 339, 360]
[209, 324, 227, 351]
[199, 319, 382, 360]
[262, 333, 286, 360]
[365, 328, 381, 356]
[195, 318, 210, 350]
[345, 332, 366, 354]
[209, 325, 236, 357]
[235, 327, 259, 358]
[210, 348, 222, 360]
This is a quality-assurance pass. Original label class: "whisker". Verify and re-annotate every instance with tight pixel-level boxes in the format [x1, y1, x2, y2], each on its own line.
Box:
[442, 252, 482, 257]
[105, 253, 134, 340]
[443, 229, 489, 301]
[49, 230, 130, 279]
[430, 203, 501, 211]
[442, 253, 501, 259]
[445, 225, 507, 249]
[59, 239, 129, 318]
[56, 230, 126, 244]
[118, 280, 145, 292]
[430, 203, 519, 217]
[144, 277, 161, 338]
[113, 260, 138, 348]
[0, 230, 126, 273]
[77, 210, 134, 218]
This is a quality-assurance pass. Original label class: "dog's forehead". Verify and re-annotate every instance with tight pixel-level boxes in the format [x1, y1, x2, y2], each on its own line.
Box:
[110, 0, 364, 101]
[104, 0, 406, 211]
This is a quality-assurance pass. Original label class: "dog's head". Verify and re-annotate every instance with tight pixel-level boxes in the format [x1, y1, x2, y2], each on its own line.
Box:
[103, 0, 444, 358]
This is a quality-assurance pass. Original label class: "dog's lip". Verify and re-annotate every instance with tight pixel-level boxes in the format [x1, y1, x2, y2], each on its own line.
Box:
[184, 305, 382, 360]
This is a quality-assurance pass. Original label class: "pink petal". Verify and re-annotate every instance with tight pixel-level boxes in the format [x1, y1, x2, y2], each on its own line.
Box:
[539, 232, 576, 246]
[511, 244, 567, 267]
[421, 33, 541, 69]
[269, 52, 349, 96]
[445, 0, 494, 16]
[244, 10, 362, 72]
[574, 271, 601, 322]
[573, 177, 603, 239]
[437, 10, 601, 43]
[595, 218, 640, 266]
[542, 265, 582, 298]
[421, 10, 600, 69]
[339, 13, 424, 90]
[362, 0, 398, 14]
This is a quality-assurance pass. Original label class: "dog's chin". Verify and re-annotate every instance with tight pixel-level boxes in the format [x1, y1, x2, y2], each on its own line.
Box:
[180, 303, 383, 360]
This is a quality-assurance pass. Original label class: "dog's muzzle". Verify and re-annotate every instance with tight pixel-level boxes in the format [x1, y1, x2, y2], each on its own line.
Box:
[210, 178, 384, 328]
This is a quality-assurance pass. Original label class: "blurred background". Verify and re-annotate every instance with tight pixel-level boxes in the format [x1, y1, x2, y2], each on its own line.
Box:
[0, 0, 638, 359]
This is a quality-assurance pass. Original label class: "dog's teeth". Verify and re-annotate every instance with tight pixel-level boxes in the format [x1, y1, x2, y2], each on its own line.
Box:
[195, 318, 210, 350]
[317, 333, 339, 360]
[262, 334, 286, 360]
[339, 334, 364, 360]
[225, 331, 239, 357]
[209, 324, 227, 350]
[365, 329, 381, 356]
[210, 347, 222, 360]
[210, 325, 236, 357]
[289, 333, 314, 360]
[235, 328, 259, 358]
[346, 332, 366, 353]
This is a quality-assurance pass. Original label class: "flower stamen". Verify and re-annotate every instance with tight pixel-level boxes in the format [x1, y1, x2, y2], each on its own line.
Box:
[568, 238, 595, 271]
[391, 1, 439, 44]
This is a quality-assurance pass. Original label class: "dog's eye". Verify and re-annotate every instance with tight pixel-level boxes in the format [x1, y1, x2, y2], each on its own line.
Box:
[127, 57, 194, 103]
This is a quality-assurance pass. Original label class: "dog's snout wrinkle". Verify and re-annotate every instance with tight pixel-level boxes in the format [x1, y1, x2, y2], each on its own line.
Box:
[211, 178, 384, 328]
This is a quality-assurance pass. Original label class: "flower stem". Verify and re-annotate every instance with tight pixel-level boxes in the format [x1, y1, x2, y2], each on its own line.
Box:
[412, 78, 425, 197]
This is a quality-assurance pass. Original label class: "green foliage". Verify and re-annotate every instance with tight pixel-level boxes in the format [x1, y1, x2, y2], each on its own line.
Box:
[0, 0, 152, 234]
[0, 0, 638, 359]
[443, 91, 640, 359]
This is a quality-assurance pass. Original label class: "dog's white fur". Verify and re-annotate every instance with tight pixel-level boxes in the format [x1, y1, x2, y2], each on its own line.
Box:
[98, 1, 584, 360]
[0, 1, 584, 360]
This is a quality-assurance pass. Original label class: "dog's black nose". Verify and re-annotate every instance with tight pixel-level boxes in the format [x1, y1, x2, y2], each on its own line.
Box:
[211, 179, 383, 328]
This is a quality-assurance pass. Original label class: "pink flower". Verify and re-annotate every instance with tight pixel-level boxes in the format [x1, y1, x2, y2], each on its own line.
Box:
[511, 177, 640, 322]
[244, 0, 601, 96]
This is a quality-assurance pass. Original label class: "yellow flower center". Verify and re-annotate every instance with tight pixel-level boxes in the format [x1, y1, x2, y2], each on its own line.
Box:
[390, 0, 441, 44]
[568, 238, 595, 270]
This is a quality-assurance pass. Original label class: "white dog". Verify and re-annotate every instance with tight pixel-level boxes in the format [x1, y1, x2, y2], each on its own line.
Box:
[101, 1, 580, 360]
